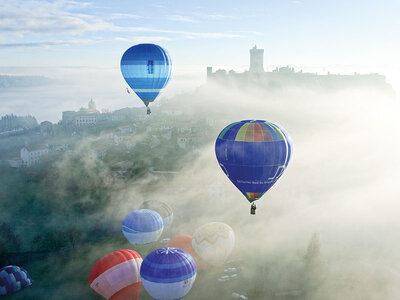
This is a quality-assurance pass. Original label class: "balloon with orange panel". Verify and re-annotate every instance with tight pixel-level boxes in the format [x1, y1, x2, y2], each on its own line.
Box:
[89, 249, 142, 300]
[168, 234, 208, 270]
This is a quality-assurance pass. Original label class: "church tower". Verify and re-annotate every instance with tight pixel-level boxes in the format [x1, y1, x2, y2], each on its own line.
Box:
[88, 98, 96, 111]
[249, 45, 264, 73]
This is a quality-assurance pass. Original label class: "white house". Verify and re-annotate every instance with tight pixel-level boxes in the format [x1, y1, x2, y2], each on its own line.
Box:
[177, 123, 193, 134]
[20, 145, 49, 166]
[89, 147, 107, 160]
[162, 109, 183, 116]
[50, 144, 69, 151]
[177, 135, 198, 149]
[118, 125, 137, 134]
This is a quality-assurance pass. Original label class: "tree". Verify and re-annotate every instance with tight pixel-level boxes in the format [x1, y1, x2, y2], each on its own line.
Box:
[0, 222, 21, 252]
[42, 230, 69, 251]
[66, 228, 81, 248]
[305, 232, 321, 267]
[302, 232, 324, 298]
[31, 234, 46, 251]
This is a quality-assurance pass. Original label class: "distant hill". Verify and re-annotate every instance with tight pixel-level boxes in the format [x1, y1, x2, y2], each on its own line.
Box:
[0, 75, 53, 88]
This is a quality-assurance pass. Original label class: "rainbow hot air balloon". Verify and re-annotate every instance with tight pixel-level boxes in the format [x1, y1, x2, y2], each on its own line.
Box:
[121, 43, 172, 114]
[140, 200, 173, 230]
[89, 249, 142, 300]
[215, 120, 292, 214]
[192, 222, 235, 266]
[168, 234, 208, 270]
[140, 247, 197, 300]
[0, 266, 32, 295]
[122, 209, 163, 245]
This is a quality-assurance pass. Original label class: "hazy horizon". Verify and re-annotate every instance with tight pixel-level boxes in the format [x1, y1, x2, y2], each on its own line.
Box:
[1, 61, 398, 123]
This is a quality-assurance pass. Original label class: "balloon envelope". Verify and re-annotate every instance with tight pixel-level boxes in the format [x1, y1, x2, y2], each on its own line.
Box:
[215, 120, 292, 203]
[192, 222, 235, 266]
[140, 200, 173, 230]
[122, 209, 163, 245]
[120, 43, 172, 107]
[0, 265, 32, 295]
[140, 247, 196, 300]
[89, 249, 142, 300]
[168, 234, 208, 270]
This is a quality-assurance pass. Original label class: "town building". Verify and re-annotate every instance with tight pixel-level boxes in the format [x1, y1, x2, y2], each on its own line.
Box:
[40, 121, 53, 136]
[8, 143, 69, 168]
[177, 135, 201, 149]
[206, 45, 395, 96]
[20, 145, 49, 167]
[89, 147, 107, 160]
[249, 45, 264, 73]
[62, 99, 100, 127]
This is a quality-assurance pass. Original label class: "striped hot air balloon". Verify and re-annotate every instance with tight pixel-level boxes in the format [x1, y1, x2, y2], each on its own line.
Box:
[140, 247, 196, 300]
[0, 265, 32, 295]
[215, 120, 292, 213]
[192, 222, 235, 266]
[120, 43, 172, 113]
[89, 249, 142, 300]
[122, 209, 163, 245]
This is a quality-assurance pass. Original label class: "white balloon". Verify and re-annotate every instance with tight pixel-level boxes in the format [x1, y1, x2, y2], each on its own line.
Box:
[192, 222, 235, 265]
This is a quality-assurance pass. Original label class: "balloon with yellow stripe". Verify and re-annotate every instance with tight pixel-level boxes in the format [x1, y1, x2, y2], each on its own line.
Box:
[192, 222, 235, 266]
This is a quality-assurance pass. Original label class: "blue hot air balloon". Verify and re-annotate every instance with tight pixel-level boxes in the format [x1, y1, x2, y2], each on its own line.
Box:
[140, 247, 197, 300]
[0, 265, 32, 295]
[122, 209, 164, 245]
[215, 120, 292, 214]
[120, 43, 172, 114]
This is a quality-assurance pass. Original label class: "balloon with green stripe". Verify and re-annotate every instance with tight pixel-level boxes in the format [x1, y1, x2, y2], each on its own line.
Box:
[215, 120, 292, 209]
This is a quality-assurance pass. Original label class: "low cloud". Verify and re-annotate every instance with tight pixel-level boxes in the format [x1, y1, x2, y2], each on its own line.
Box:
[108, 13, 142, 20]
[167, 15, 198, 23]
[0, 38, 103, 48]
[0, 0, 114, 36]
[114, 36, 173, 43]
[193, 13, 241, 20]
[0, 0, 254, 50]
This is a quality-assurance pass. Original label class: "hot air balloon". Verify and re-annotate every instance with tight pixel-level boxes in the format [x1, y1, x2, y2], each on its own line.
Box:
[140, 200, 173, 230]
[0, 265, 32, 295]
[168, 234, 208, 270]
[122, 209, 163, 245]
[120, 43, 172, 115]
[140, 247, 196, 300]
[89, 249, 142, 300]
[215, 120, 292, 214]
[192, 222, 235, 266]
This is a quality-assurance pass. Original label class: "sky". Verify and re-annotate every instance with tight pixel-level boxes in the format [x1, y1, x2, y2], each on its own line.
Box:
[0, 0, 399, 68]
[0, 0, 399, 122]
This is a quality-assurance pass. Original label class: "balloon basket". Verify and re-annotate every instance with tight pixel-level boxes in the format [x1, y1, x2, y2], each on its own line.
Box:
[250, 203, 256, 215]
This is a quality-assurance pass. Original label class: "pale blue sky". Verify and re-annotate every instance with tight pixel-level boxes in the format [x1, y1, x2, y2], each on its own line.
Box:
[0, 0, 399, 68]
[0, 0, 399, 121]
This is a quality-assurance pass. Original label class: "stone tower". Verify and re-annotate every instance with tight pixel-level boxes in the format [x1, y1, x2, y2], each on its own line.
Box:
[249, 45, 264, 73]
[88, 98, 96, 111]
